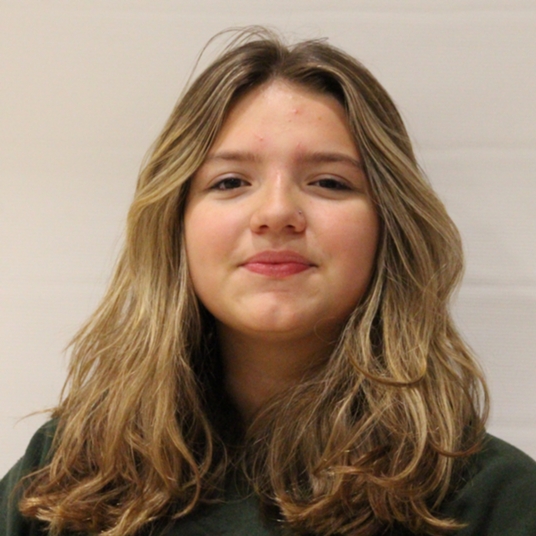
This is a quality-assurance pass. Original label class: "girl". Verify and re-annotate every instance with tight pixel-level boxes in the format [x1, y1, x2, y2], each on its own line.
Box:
[2, 28, 536, 536]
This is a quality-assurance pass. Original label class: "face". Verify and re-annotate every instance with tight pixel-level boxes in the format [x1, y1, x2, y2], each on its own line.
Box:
[184, 80, 379, 347]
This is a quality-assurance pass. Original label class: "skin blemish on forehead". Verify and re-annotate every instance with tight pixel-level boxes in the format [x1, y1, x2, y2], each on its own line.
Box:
[286, 109, 300, 122]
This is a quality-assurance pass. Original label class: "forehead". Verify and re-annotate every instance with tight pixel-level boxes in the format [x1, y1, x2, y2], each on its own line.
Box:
[207, 80, 358, 158]
[226, 79, 348, 125]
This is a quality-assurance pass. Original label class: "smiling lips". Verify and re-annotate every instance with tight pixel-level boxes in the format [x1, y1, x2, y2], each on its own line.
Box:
[242, 251, 315, 277]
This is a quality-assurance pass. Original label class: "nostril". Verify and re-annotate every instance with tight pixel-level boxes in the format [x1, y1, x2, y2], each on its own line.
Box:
[250, 204, 306, 234]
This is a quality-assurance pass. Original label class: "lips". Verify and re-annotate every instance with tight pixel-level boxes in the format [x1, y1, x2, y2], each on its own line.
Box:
[242, 250, 315, 277]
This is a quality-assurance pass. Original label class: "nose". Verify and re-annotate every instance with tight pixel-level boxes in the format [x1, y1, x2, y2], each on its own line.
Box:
[249, 175, 305, 235]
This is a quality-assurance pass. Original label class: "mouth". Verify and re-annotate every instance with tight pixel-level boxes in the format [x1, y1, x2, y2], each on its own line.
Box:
[241, 250, 315, 277]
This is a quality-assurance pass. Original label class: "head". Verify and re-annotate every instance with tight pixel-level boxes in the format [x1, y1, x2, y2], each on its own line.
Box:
[127, 28, 463, 377]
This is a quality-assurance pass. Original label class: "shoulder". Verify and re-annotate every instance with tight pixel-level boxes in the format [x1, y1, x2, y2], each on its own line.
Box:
[0, 420, 58, 536]
[19, 420, 58, 469]
[441, 434, 536, 536]
[1, 419, 58, 488]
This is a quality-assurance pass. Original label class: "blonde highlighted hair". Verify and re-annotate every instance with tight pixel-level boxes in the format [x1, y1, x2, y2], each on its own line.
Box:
[20, 27, 488, 535]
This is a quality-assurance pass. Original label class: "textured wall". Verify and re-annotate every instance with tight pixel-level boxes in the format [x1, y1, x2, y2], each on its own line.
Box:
[1, 0, 535, 475]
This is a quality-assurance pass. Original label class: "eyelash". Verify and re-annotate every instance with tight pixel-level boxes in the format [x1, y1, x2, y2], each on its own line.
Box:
[208, 176, 353, 192]
[210, 177, 249, 190]
[312, 177, 351, 191]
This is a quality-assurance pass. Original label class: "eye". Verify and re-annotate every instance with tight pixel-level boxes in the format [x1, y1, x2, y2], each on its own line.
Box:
[312, 177, 351, 191]
[210, 176, 249, 190]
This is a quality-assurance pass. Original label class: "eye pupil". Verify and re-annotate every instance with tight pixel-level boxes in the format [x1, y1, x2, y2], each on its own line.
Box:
[318, 178, 347, 190]
[216, 177, 243, 190]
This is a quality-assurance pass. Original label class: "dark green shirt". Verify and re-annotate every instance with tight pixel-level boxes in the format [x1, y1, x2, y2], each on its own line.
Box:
[2, 422, 536, 535]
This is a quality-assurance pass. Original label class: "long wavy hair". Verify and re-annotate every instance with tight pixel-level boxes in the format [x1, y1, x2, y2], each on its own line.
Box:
[20, 27, 488, 536]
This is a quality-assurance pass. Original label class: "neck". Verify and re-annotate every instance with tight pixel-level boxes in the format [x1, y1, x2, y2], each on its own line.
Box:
[218, 327, 335, 421]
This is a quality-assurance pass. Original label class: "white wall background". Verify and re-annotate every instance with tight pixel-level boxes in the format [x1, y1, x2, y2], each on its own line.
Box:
[1, 0, 535, 476]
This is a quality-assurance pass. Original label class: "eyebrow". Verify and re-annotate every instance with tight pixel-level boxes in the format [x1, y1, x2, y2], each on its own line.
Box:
[204, 150, 364, 170]
[296, 151, 364, 171]
[204, 151, 261, 164]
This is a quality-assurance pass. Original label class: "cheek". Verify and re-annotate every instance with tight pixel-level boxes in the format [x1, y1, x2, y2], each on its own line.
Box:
[325, 209, 380, 285]
[184, 205, 242, 283]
